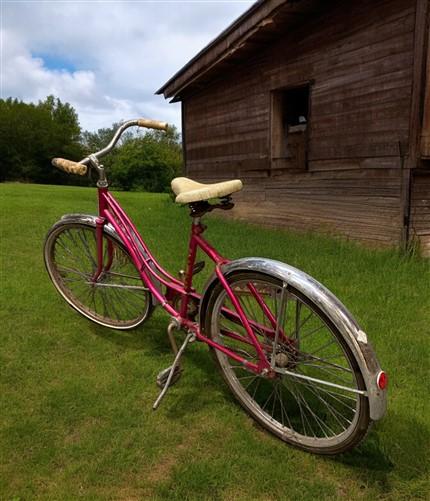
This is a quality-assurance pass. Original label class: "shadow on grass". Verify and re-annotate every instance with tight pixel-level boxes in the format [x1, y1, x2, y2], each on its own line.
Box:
[88, 311, 171, 352]
[328, 431, 394, 493]
[328, 410, 429, 493]
[87, 310, 229, 380]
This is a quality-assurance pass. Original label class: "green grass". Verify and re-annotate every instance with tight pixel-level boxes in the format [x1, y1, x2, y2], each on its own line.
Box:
[0, 182, 429, 500]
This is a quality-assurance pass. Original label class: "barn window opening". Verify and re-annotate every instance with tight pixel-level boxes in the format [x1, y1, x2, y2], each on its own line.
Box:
[271, 85, 310, 170]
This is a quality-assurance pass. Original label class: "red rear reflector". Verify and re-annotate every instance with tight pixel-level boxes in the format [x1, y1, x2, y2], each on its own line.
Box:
[377, 371, 388, 390]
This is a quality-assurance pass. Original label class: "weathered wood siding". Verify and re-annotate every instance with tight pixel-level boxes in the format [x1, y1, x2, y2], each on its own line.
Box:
[183, 0, 418, 246]
[421, 27, 430, 158]
[410, 172, 430, 256]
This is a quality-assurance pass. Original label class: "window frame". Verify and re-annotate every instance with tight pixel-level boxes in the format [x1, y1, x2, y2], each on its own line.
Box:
[269, 81, 313, 172]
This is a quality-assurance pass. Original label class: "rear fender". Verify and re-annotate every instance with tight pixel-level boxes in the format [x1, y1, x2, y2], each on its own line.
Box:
[199, 257, 387, 421]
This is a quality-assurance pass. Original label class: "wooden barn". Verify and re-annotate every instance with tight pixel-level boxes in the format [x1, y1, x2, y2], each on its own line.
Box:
[158, 0, 430, 255]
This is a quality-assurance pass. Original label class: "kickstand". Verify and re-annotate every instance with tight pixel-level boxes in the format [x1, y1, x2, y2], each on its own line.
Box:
[153, 331, 195, 410]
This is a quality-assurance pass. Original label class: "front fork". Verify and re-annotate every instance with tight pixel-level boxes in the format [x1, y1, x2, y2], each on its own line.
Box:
[92, 217, 113, 281]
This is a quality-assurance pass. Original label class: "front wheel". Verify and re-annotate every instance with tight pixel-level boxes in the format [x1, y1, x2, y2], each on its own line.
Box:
[204, 271, 371, 454]
[44, 222, 153, 329]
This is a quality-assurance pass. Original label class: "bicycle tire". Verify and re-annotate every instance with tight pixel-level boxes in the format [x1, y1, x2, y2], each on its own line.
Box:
[204, 270, 371, 454]
[44, 221, 153, 330]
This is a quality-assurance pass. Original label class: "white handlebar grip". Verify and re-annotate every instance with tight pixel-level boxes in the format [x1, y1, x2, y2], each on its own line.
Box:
[137, 118, 168, 131]
[52, 158, 88, 176]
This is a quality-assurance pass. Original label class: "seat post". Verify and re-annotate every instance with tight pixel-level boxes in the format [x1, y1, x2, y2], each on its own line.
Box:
[192, 216, 201, 226]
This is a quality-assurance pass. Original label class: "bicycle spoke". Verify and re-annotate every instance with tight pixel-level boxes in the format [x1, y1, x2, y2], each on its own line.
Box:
[104, 271, 142, 280]
[78, 229, 97, 268]
[288, 310, 313, 338]
[309, 337, 337, 356]
[300, 353, 352, 373]
[296, 377, 354, 428]
[261, 386, 277, 412]
[298, 363, 353, 387]
[294, 301, 301, 341]
[99, 288, 110, 318]
[244, 375, 259, 391]
[236, 374, 258, 381]
[294, 377, 357, 410]
[271, 283, 287, 367]
[56, 265, 90, 279]
[288, 383, 315, 437]
[298, 323, 325, 342]
[56, 239, 90, 269]
[251, 377, 262, 399]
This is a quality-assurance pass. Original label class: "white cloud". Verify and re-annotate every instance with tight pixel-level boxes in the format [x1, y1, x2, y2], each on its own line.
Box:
[1, 1, 254, 131]
[4, 30, 97, 103]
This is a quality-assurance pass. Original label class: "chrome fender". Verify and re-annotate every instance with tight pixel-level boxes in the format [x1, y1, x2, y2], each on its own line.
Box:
[53, 214, 161, 304]
[200, 257, 386, 421]
[58, 213, 118, 239]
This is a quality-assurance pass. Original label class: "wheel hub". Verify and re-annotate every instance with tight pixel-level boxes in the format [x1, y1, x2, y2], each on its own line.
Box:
[275, 352, 289, 367]
[273, 344, 299, 370]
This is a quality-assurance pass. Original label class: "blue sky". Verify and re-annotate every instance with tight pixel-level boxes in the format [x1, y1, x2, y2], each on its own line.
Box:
[31, 53, 77, 73]
[2, 0, 254, 131]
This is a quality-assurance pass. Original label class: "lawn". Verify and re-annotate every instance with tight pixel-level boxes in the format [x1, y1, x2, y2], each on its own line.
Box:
[0, 182, 429, 500]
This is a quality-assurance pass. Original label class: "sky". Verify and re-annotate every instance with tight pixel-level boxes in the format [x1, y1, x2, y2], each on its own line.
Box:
[1, 0, 254, 132]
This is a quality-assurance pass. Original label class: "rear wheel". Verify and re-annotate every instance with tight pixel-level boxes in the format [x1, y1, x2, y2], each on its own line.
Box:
[44, 222, 153, 329]
[204, 271, 370, 454]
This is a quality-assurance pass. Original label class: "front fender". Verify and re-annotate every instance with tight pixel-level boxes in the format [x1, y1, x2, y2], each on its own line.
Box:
[200, 257, 386, 421]
[58, 213, 118, 238]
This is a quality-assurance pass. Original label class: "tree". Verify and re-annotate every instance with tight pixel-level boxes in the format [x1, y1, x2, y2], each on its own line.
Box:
[0, 96, 85, 183]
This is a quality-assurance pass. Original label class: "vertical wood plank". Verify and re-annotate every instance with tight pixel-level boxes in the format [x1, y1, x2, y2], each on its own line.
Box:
[181, 101, 188, 176]
[421, 27, 430, 158]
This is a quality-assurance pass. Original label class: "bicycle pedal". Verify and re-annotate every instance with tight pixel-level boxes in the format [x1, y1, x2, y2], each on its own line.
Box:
[192, 261, 205, 275]
[156, 365, 183, 389]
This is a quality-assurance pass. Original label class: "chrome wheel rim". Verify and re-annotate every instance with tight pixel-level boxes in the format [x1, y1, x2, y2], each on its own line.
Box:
[46, 224, 150, 329]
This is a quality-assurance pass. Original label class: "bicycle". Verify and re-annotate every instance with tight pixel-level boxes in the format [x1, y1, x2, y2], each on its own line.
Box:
[44, 118, 387, 455]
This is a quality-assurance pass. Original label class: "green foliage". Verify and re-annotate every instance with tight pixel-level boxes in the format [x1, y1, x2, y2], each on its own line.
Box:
[108, 127, 183, 192]
[0, 96, 85, 184]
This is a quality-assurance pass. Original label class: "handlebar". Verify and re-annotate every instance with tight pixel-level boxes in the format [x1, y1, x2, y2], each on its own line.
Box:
[52, 117, 169, 176]
[137, 118, 168, 131]
[52, 158, 88, 176]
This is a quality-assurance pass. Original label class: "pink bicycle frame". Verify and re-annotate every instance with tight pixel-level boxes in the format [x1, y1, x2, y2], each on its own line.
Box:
[95, 186, 275, 375]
